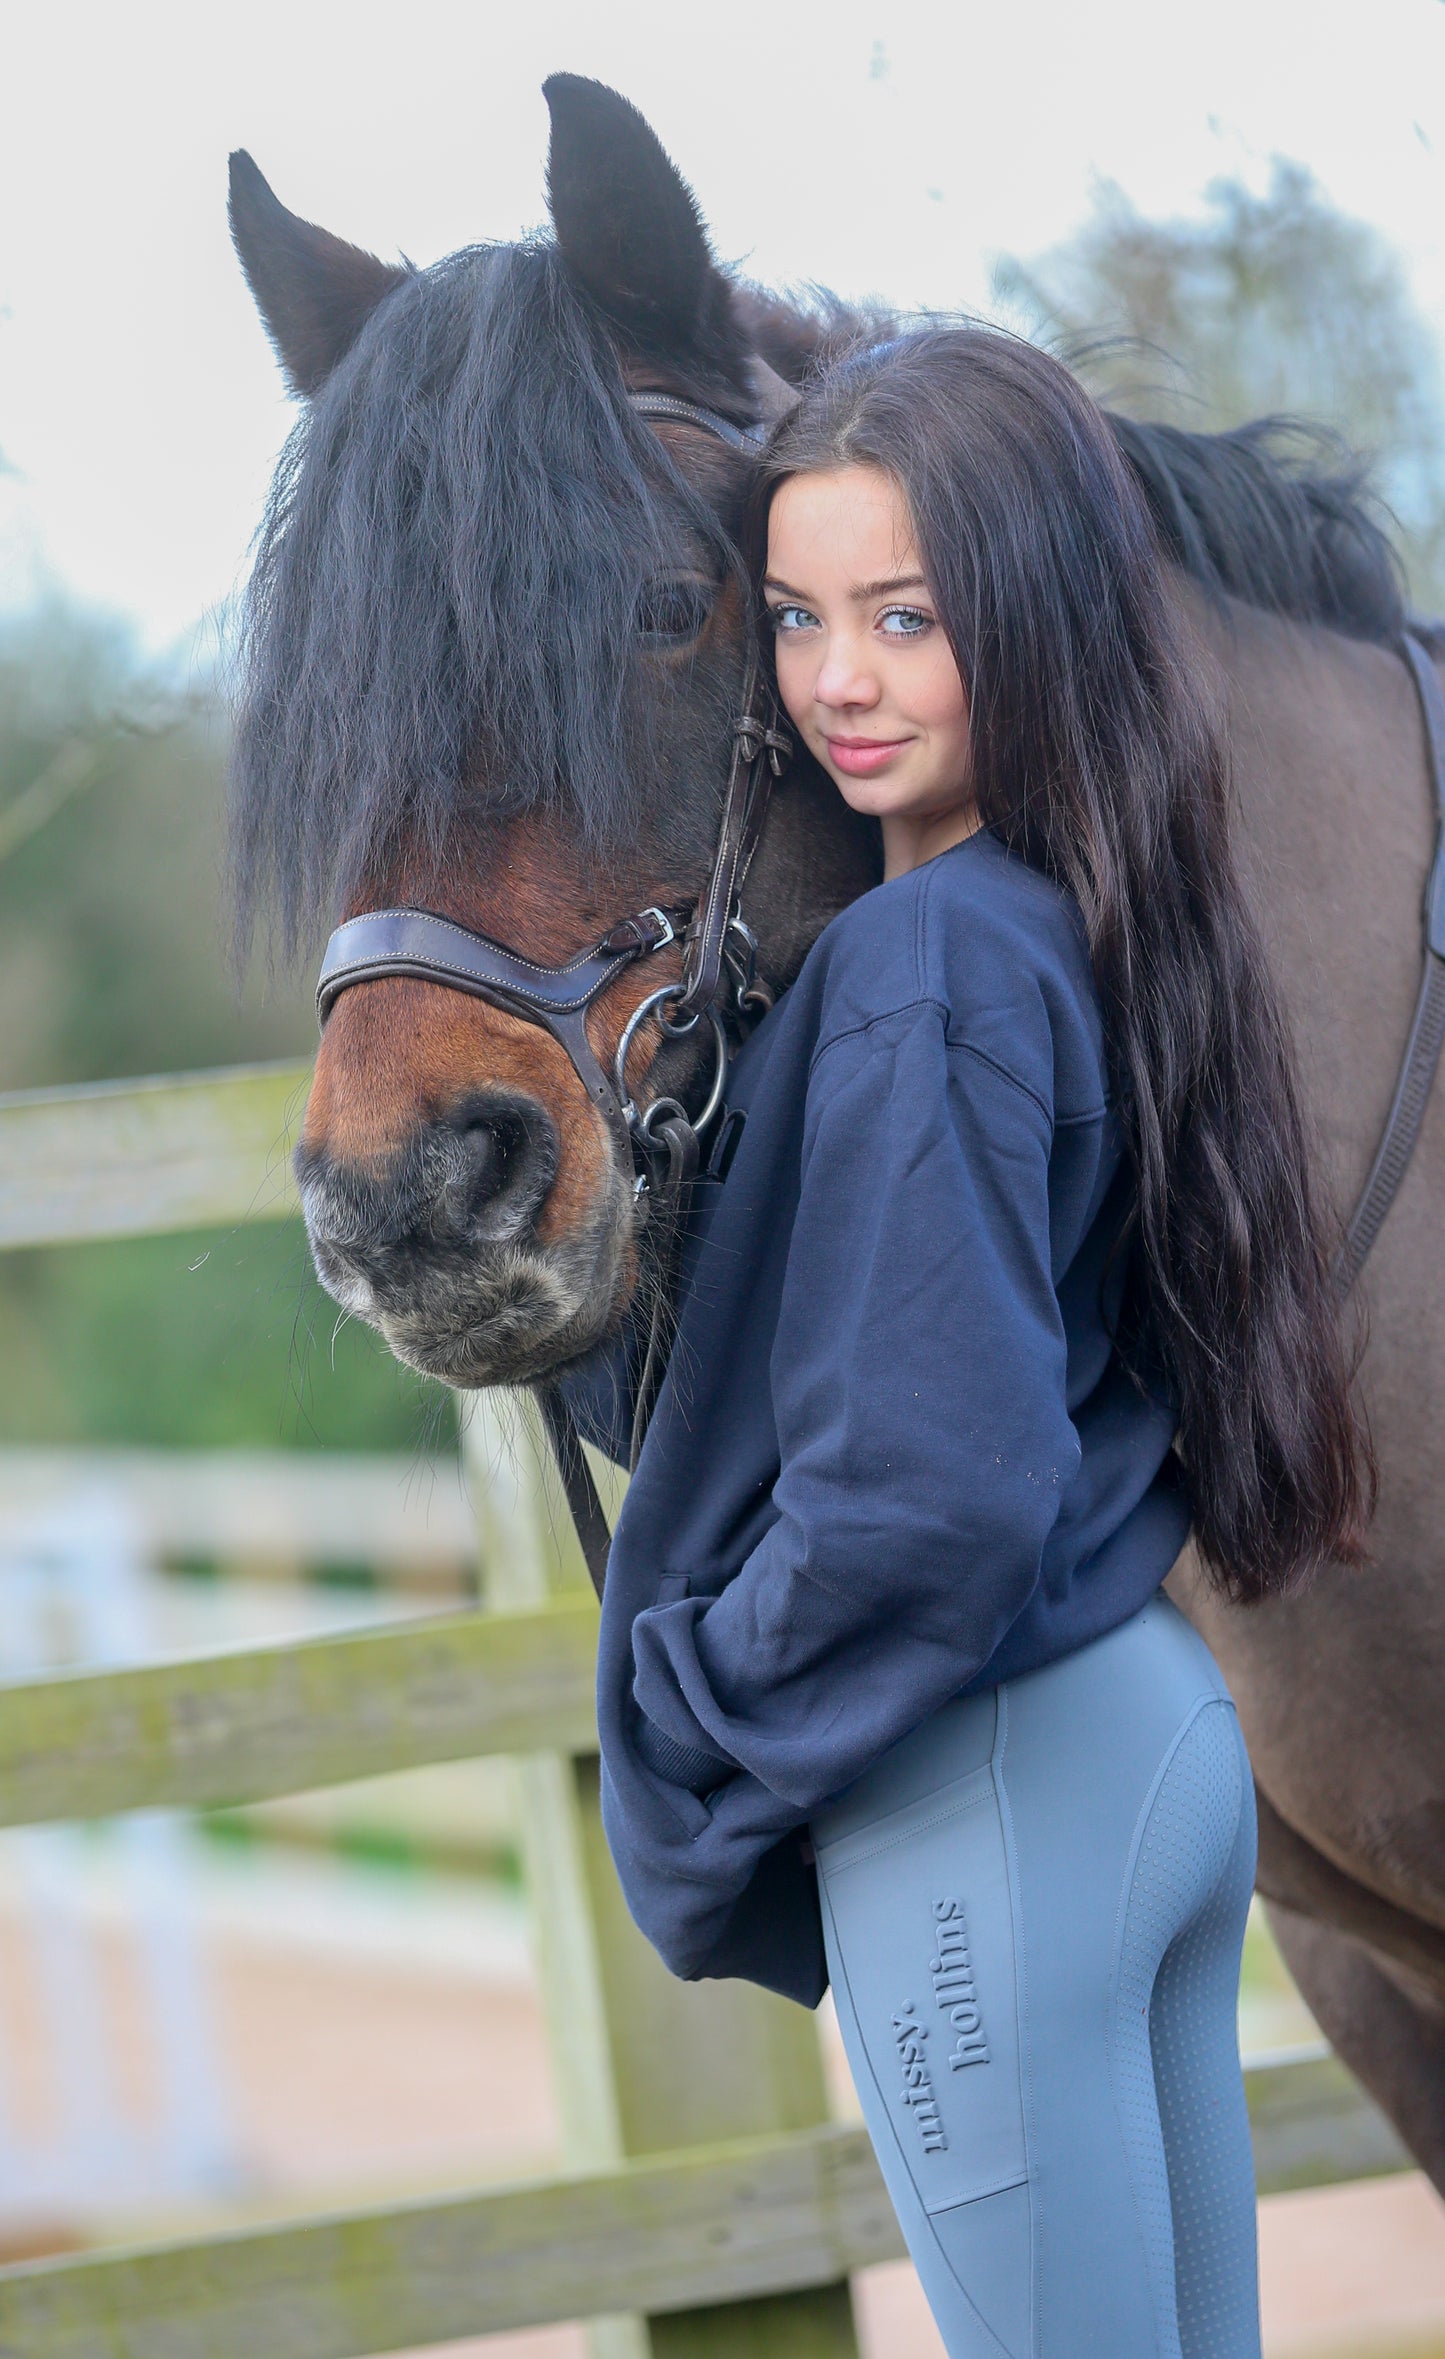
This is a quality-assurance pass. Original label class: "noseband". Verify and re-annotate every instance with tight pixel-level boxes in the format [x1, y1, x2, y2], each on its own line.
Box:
[316, 392, 788, 1201]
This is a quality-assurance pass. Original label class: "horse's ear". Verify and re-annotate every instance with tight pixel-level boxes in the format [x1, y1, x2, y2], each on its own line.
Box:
[543, 75, 749, 394]
[228, 151, 407, 397]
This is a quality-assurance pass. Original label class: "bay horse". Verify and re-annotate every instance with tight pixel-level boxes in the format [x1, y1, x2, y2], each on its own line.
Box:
[228, 76, 1445, 2185]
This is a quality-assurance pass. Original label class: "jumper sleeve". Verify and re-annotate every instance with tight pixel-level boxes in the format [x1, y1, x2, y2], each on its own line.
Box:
[628, 1001, 1082, 1808]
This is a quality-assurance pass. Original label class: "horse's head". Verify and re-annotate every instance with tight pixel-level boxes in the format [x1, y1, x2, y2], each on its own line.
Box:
[229, 78, 878, 1391]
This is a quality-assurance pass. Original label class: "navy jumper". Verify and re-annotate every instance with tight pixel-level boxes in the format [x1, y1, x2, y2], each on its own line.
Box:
[570, 829, 1191, 2007]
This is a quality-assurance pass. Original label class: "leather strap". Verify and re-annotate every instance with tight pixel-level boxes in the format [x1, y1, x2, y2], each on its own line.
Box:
[538, 1387, 615, 1604]
[628, 391, 768, 453]
[317, 904, 687, 1164]
[627, 1114, 700, 1473]
[317, 904, 684, 1019]
[1334, 631, 1445, 1296]
[671, 665, 792, 1024]
[1405, 631, 1445, 962]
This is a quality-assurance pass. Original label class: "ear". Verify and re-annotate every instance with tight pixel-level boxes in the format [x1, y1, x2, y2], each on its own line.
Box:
[228, 151, 408, 397]
[543, 75, 749, 395]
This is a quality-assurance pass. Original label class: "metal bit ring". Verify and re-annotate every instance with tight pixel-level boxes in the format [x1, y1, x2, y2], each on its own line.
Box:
[615, 987, 729, 1139]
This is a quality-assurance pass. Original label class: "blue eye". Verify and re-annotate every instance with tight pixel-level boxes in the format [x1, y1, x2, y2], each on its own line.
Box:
[767, 603, 818, 634]
[879, 606, 934, 637]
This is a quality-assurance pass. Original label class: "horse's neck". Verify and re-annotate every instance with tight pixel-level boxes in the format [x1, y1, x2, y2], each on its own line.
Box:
[1192, 589, 1435, 1211]
[749, 760, 883, 996]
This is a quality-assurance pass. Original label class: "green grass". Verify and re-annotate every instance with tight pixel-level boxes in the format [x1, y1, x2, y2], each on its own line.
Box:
[0, 1219, 453, 1456]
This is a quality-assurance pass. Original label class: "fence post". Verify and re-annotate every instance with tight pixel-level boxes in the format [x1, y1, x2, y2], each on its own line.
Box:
[463, 1392, 860, 2359]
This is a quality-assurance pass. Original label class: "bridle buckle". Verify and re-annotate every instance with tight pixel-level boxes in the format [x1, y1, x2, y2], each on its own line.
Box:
[638, 905, 677, 949]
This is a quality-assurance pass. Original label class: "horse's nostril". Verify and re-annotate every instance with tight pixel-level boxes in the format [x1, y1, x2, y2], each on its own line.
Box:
[297, 1090, 562, 1278]
[439, 1096, 556, 1237]
[454, 1112, 518, 1213]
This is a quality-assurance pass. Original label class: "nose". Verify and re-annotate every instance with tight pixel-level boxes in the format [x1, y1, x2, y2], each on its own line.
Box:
[814, 626, 881, 714]
[298, 1089, 559, 1276]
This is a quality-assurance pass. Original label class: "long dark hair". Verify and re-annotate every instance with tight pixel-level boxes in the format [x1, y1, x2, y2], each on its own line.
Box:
[755, 327, 1374, 1599]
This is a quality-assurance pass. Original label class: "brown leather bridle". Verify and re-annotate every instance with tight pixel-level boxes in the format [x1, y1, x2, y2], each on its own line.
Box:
[317, 396, 789, 1195]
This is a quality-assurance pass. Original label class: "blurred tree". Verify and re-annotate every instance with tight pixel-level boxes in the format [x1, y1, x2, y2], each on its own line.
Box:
[0, 605, 313, 1090]
[994, 158, 1445, 609]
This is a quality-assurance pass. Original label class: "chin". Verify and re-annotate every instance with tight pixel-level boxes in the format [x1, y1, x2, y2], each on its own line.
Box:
[824, 771, 917, 819]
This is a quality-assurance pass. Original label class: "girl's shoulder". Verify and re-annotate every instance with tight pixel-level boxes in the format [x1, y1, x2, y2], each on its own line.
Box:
[804, 833, 1110, 1123]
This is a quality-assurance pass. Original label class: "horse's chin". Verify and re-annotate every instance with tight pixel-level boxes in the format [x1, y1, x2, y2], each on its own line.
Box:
[377, 1274, 624, 1391]
[307, 1208, 636, 1392]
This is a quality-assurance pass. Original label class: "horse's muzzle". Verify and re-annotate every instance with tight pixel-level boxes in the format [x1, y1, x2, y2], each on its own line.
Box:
[294, 1088, 631, 1386]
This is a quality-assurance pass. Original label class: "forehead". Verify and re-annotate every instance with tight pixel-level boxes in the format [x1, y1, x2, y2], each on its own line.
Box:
[767, 466, 919, 586]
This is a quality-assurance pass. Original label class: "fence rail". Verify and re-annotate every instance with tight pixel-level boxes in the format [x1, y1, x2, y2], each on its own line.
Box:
[0, 1598, 598, 1825]
[0, 1060, 308, 1247]
[0, 1445, 476, 1581]
[0, 2126, 897, 2359]
[0, 1062, 1420, 2357]
[0, 2063, 1413, 2359]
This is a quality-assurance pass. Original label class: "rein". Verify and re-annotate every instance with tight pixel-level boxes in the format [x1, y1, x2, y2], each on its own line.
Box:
[1333, 630, 1445, 1296]
[315, 391, 788, 1596]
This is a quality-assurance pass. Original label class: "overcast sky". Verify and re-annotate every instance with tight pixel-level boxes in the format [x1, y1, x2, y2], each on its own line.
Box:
[4, 0, 1445, 658]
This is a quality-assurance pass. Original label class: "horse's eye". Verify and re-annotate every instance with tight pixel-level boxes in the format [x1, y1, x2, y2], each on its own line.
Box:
[637, 578, 712, 643]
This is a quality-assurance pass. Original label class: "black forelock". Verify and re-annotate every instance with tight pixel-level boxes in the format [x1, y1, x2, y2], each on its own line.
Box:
[230, 239, 735, 955]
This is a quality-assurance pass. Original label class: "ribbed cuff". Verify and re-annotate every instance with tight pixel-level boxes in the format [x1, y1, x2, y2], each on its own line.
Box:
[633, 1710, 734, 1796]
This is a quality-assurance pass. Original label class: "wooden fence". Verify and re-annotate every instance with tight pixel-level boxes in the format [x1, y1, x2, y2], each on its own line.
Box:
[0, 1443, 478, 1591]
[0, 1060, 1415, 2359]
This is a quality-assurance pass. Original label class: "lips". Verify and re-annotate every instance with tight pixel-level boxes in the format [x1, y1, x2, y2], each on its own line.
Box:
[825, 736, 912, 777]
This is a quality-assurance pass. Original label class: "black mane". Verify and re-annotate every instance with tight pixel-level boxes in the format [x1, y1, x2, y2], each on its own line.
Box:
[749, 296, 1407, 644]
[1105, 412, 1405, 644]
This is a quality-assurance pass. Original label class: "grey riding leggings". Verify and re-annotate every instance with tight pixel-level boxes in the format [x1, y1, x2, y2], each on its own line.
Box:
[811, 1594, 1259, 2359]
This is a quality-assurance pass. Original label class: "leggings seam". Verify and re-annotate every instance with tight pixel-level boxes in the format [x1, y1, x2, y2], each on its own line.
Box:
[991, 1684, 1038, 2359]
[930, 2168, 1031, 2211]
[1106, 1696, 1236, 1993]
[1105, 1693, 1239, 2349]
[816, 1784, 992, 1874]
[816, 1870, 1019, 2359]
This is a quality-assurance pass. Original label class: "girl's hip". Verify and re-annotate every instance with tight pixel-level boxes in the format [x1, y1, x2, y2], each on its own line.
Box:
[810, 1589, 1236, 1866]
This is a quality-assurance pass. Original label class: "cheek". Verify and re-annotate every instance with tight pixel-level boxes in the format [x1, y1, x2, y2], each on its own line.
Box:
[772, 637, 818, 724]
[911, 641, 970, 732]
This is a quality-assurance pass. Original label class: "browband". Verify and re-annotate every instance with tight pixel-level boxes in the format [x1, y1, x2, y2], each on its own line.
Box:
[628, 391, 769, 453]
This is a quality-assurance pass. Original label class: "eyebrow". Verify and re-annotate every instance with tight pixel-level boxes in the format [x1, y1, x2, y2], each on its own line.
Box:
[763, 573, 932, 603]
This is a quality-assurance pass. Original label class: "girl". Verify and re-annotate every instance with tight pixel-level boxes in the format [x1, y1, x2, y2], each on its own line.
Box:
[587, 328, 1372, 2357]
